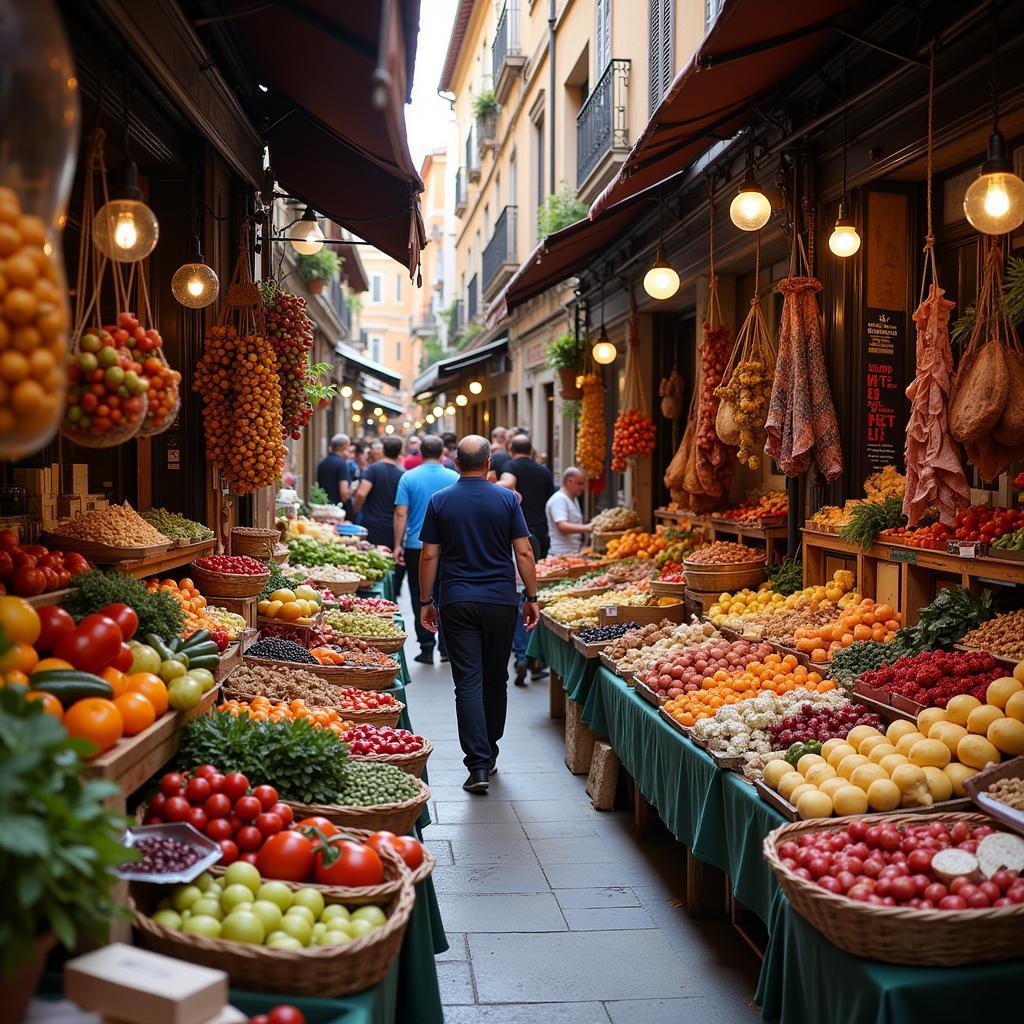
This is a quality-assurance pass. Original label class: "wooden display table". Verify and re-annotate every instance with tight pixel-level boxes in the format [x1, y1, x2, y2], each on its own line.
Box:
[802, 528, 1024, 625]
[707, 518, 788, 566]
[109, 539, 215, 578]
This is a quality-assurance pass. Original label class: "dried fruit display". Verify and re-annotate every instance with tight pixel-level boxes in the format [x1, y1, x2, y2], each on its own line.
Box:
[262, 284, 314, 440]
[575, 372, 606, 479]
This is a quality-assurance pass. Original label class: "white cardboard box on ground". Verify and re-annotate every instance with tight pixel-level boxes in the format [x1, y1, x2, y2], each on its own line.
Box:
[65, 944, 228, 1024]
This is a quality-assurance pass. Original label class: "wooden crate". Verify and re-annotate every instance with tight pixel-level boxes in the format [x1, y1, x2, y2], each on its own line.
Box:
[208, 594, 258, 629]
[598, 602, 685, 626]
[564, 695, 597, 775]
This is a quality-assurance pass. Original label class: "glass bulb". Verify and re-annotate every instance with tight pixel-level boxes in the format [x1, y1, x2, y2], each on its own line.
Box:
[592, 340, 617, 364]
[351, 413, 361, 423]
[288, 208, 324, 254]
[415, 420, 423, 428]
[445, 404, 455, 415]
[171, 261, 219, 308]
[828, 223, 861, 258]
[964, 172, 1024, 235]
[468, 380, 483, 394]
[385, 424, 395, 434]
[373, 406, 384, 417]
[455, 394, 468, 406]
[93, 198, 159, 262]
[644, 263, 680, 300]
[433, 405, 444, 417]
[729, 187, 772, 232]
[351, 399, 363, 411]
[340, 385, 353, 398]
[425, 414, 435, 424]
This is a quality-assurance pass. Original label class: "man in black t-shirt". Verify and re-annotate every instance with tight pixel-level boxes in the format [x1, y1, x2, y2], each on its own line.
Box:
[316, 434, 352, 507]
[498, 433, 555, 557]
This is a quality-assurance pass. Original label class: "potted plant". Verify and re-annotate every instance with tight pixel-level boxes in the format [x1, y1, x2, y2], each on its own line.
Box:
[295, 249, 342, 296]
[546, 331, 584, 398]
[1, 688, 134, 1020]
[305, 361, 337, 410]
[473, 89, 498, 148]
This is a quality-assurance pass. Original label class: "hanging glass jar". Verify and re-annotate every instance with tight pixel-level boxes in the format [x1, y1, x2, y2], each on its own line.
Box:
[0, 0, 79, 458]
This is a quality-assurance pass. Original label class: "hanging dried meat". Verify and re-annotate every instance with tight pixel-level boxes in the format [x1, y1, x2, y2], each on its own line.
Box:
[694, 315, 736, 496]
[903, 282, 970, 524]
[659, 367, 685, 419]
[764, 275, 843, 481]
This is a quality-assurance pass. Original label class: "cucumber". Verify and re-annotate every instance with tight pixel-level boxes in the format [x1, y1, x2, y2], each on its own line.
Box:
[30, 671, 114, 707]
[143, 633, 175, 661]
[180, 641, 219, 660]
[182, 628, 212, 649]
[186, 654, 221, 671]
[167, 636, 184, 653]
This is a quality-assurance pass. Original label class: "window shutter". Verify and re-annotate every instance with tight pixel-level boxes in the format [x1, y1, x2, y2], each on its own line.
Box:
[596, 0, 611, 75]
[660, 0, 674, 105]
[648, 0, 660, 116]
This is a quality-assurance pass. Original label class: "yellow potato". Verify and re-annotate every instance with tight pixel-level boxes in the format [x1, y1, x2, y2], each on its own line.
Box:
[945, 694, 981, 727]
[796, 753, 827, 776]
[832, 785, 869, 816]
[837, 753, 869, 780]
[762, 760, 792, 790]
[847, 725, 883, 748]
[916, 707, 947, 734]
[989, 716, 1024, 755]
[858, 734, 891, 757]
[820, 738, 849, 760]
[796, 790, 834, 820]
[818, 777, 850, 800]
[788, 783, 819, 805]
[921, 766, 953, 803]
[804, 763, 838, 787]
[1005, 689, 1024, 723]
[866, 778, 901, 811]
[867, 742, 898, 764]
[967, 704, 1004, 736]
[778, 771, 807, 800]
[986, 676, 1024, 709]
[909, 738, 951, 769]
[878, 753, 909, 776]
[943, 762, 977, 797]
[850, 763, 888, 791]
[895, 731, 927, 757]
[927, 721, 968, 757]
[827, 743, 858, 769]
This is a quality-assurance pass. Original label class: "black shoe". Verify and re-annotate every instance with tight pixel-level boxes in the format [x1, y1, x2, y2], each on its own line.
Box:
[489, 761, 498, 776]
[514, 661, 528, 687]
[531, 668, 550, 681]
[440, 655, 450, 663]
[463, 768, 490, 793]
[413, 652, 434, 665]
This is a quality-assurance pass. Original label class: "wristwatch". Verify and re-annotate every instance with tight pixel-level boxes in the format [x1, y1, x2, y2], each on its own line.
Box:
[419, 597, 435, 607]
[523, 594, 538, 603]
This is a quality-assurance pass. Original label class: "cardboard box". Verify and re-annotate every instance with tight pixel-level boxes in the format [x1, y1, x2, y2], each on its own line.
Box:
[65, 944, 228, 1024]
[27, 494, 58, 530]
[59, 494, 85, 519]
[108, 1005, 247, 1024]
[13, 468, 52, 494]
[64, 463, 89, 495]
[51, 462, 61, 493]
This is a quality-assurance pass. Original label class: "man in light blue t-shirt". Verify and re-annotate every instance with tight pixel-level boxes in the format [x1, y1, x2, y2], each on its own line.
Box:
[394, 434, 459, 664]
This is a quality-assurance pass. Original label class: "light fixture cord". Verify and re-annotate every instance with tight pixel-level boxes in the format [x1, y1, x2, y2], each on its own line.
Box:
[841, 52, 848, 204]
[990, 10, 1000, 132]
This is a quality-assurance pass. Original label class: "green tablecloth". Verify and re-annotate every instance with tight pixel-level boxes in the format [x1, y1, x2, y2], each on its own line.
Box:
[755, 891, 1024, 1024]
[528, 621, 599, 704]
[361, 574, 396, 602]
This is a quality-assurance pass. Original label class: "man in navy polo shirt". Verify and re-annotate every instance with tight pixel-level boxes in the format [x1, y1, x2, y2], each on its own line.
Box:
[418, 435, 540, 793]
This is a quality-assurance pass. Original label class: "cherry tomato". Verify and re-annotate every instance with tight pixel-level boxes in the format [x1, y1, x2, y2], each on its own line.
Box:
[186, 807, 208, 832]
[270, 802, 294, 826]
[206, 818, 234, 842]
[35, 606, 75, 653]
[296, 816, 338, 837]
[240, 851, 260, 865]
[235, 795, 262, 822]
[267, 1007, 307, 1024]
[54, 615, 122, 673]
[235, 825, 263, 851]
[218, 839, 239, 865]
[193, 764, 219, 780]
[204, 792, 232, 818]
[98, 603, 139, 641]
[256, 812, 284, 837]
[112, 643, 134, 672]
[160, 772, 185, 796]
[163, 797, 191, 822]
[256, 831, 314, 882]
[186, 777, 211, 803]
[222, 772, 250, 801]
[252, 784, 279, 811]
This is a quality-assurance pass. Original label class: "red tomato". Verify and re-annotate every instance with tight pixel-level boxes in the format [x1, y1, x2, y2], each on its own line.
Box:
[0, 549, 13, 579]
[160, 772, 185, 796]
[267, 1007, 307, 1024]
[235, 795, 262, 822]
[55, 615, 122, 672]
[256, 831, 314, 882]
[112, 643, 134, 672]
[218, 839, 239, 865]
[270, 802, 294, 826]
[186, 807, 208, 832]
[186, 777, 211, 802]
[393, 836, 425, 870]
[99, 603, 139, 641]
[163, 797, 191, 822]
[11, 566, 45, 597]
[0, 529, 19, 550]
[256, 813, 284, 837]
[204, 792, 232, 818]
[240, 852, 260, 865]
[235, 825, 263, 851]
[222, 772, 250, 801]
[314, 839, 384, 887]
[35, 606, 75, 653]
[252, 784, 279, 811]
[206, 818, 234, 842]
[193, 764, 220, 780]
[296, 816, 338, 837]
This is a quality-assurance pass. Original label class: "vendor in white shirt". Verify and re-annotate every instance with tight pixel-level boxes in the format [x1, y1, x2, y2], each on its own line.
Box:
[545, 466, 591, 556]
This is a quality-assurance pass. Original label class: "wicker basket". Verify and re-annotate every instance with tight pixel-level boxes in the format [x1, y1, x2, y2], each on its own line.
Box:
[285, 778, 430, 836]
[221, 684, 404, 729]
[231, 527, 280, 561]
[132, 872, 415, 996]
[315, 577, 361, 595]
[682, 558, 766, 593]
[350, 738, 433, 778]
[339, 633, 406, 655]
[192, 562, 270, 598]
[241, 654, 396, 689]
[763, 812, 1024, 965]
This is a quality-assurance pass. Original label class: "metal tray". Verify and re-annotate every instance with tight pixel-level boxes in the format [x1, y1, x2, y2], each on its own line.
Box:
[116, 822, 222, 884]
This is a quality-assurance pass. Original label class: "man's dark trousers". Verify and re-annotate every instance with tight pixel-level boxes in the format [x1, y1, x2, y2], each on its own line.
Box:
[441, 601, 518, 770]
[405, 547, 445, 657]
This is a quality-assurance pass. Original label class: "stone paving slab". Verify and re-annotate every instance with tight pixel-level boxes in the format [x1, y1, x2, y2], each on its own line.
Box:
[435, 961, 476, 1005]
[437, 892, 567, 932]
[561, 906, 657, 931]
[441, 1004, 612, 1024]
[553, 887, 641, 910]
[448, 837, 540, 865]
[432, 864, 552, 894]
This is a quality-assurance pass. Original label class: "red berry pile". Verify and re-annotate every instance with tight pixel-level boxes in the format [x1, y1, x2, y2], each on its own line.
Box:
[954, 505, 1024, 543]
[657, 561, 687, 583]
[263, 287, 314, 440]
[779, 818, 1024, 909]
[859, 649, 1002, 708]
[336, 596, 400, 616]
[334, 687, 400, 711]
[769, 703, 883, 748]
[343, 724, 424, 756]
[195, 554, 268, 576]
[143, 767, 293, 866]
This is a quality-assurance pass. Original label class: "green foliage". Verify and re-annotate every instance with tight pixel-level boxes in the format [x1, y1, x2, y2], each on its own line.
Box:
[345, 292, 363, 315]
[304, 362, 337, 405]
[295, 249, 342, 282]
[472, 90, 498, 119]
[537, 181, 588, 237]
[839, 496, 905, 550]
[420, 334, 446, 372]
[63, 570, 183, 638]
[0, 689, 134, 978]
[178, 712, 350, 805]
[458, 322, 483, 350]
[306, 483, 330, 506]
[546, 331, 583, 370]
[261, 561, 303, 600]
[897, 586, 997, 651]
[767, 555, 803, 596]
[561, 399, 582, 421]
[952, 256, 1024, 349]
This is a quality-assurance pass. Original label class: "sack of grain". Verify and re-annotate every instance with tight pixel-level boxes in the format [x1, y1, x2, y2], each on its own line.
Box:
[950, 340, 1008, 444]
[715, 397, 741, 445]
[994, 348, 1024, 445]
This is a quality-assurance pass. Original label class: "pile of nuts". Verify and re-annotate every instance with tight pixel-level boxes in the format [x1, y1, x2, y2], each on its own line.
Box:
[613, 621, 724, 677]
[226, 664, 401, 709]
[740, 606, 842, 644]
[986, 776, 1024, 810]
[603, 619, 688, 662]
[685, 541, 761, 565]
[591, 507, 640, 532]
[960, 611, 1024, 661]
[54, 501, 170, 547]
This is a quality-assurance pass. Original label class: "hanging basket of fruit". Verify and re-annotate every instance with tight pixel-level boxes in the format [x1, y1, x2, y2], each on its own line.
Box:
[194, 223, 286, 495]
[262, 283, 315, 440]
[62, 132, 149, 447]
[576, 371, 606, 479]
[611, 290, 656, 472]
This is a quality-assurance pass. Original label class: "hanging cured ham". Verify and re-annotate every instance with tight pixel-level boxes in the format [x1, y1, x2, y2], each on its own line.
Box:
[764, 275, 843, 481]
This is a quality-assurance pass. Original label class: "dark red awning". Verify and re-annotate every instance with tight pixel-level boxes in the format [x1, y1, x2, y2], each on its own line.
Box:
[590, 0, 869, 219]
[221, 0, 426, 276]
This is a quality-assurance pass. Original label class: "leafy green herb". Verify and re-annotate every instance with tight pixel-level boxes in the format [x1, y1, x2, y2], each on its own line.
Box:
[768, 555, 803, 596]
[178, 711, 350, 805]
[63, 570, 183, 638]
[0, 689, 134, 979]
[897, 586, 997, 651]
[261, 561, 302, 600]
[307, 483, 330, 506]
[839, 497, 905, 550]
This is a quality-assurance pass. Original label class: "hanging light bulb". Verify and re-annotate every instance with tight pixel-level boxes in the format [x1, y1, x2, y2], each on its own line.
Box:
[425, 414, 435, 424]
[592, 338, 617, 364]
[455, 394, 468, 406]
[351, 413, 362, 423]
[352, 399, 364, 411]
[729, 153, 772, 232]
[385, 424, 395, 434]
[415, 419, 423, 428]
[433, 405, 444, 417]
[828, 201, 861, 257]
[643, 245, 680, 300]
[93, 159, 159, 262]
[171, 234, 219, 308]
[372, 406, 384, 417]
[366, 417, 375, 427]
[445, 403, 456, 415]
[468, 380, 483, 394]
[288, 206, 325, 254]
[340, 385, 353, 398]
[964, 129, 1024, 234]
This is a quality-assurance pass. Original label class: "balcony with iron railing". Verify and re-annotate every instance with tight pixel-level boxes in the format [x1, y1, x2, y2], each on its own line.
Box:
[482, 205, 518, 300]
[576, 58, 631, 202]
[492, 1, 524, 103]
[467, 275, 478, 321]
[455, 167, 468, 215]
[466, 128, 480, 181]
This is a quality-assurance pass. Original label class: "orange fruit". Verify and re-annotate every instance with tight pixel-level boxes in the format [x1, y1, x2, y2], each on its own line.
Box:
[125, 673, 169, 715]
[114, 692, 156, 735]
[26, 690, 63, 719]
[0, 642, 38, 675]
[63, 698, 123, 756]
[101, 666, 130, 696]
[2, 670, 30, 687]
[33, 657, 74, 674]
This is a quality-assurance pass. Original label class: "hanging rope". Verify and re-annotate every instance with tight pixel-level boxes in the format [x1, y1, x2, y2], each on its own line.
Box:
[920, 43, 940, 302]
